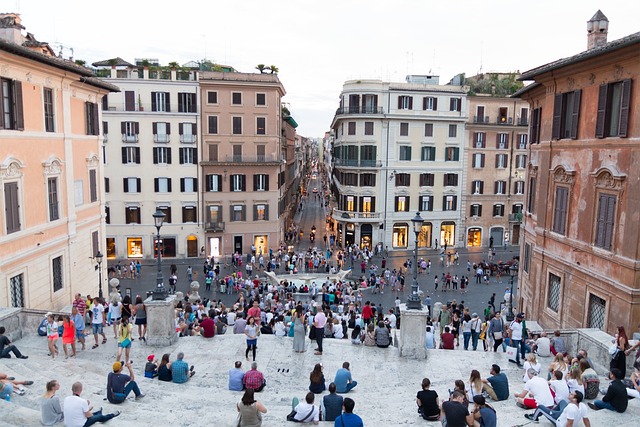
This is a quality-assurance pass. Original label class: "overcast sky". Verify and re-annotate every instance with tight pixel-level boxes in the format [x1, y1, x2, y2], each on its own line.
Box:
[4, 0, 639, 138]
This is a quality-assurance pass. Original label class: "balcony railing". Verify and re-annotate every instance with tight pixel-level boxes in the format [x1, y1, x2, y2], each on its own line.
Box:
[223, 154, 280, 162]
[122, 134, 139, 143]
[153, 134, 170, 143]
[473, 116, 490, 124]
[509, 213, 523, 223]
[180, 134, 197, 144]
[335, 106, 384, 115]
[517, 118, 529, 126]
[333, 209, 381, 220]
[334, 159, 382, 168]
[205, 221, 225, 232]
[496, 117, 513, 125]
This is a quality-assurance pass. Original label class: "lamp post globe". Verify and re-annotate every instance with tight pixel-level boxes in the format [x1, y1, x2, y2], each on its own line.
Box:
[407, 212, 424, 310]
[152, 210, 167, 300]
[95, 251, 104, 299]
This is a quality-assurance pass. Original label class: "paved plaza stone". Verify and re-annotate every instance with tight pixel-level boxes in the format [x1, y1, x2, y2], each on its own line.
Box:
[2, 332, 639, 426]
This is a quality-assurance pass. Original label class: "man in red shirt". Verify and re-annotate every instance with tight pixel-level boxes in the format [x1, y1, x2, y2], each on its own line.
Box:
[73, 293, 87, 318]
[198, 313, 215, 338]
[440, 326, 455, 350]
[243, 361, 266, 392]
[362, 301, 373, 325]
[247, 300, 261, 322]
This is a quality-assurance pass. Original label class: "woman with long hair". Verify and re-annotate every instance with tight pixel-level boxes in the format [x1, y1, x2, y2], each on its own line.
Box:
[351, 324, 363, 345]
[132, 295, 147, 341]
[292, 310, 306, 353]
[237, 388, 267, 427]
[363, 323, 376, 346]
[45, 314, 59, 360]
[308, 363, 326, 394]
[467, 370, 484, 400]
[566, 366, 584, 395]
[522, 353, 542, 382]
[158, 353, 172, 382]
[548, 352, 568, 380]
[40, 380, 63, 425]
[611, 325, 631, 378]
[245, 316, 259, 361]
[116, 316, 133, 363]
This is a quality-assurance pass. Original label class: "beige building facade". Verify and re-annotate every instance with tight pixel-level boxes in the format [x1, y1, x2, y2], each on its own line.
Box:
[0, 14, 117, 309]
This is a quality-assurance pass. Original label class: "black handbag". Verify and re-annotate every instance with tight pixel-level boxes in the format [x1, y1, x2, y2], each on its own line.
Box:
[309, 325, 316, 340]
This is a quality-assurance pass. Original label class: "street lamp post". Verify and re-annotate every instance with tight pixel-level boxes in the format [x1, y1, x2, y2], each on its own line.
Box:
[407, 212, 424, 310]
[95, 251, 104, 299]
[152, 210, 168, 300]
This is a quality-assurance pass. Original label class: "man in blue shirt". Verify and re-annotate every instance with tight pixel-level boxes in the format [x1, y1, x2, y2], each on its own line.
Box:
[334, 398, 363, 427]
[334, 362, 357, 393]
[228, 360, 245, 391]
[172, 352, 195, 384]
[107, 361, 144, 403]
[322, 383, 343, 422]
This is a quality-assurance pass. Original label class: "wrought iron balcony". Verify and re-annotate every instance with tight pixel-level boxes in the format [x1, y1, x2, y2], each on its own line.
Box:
[223, 154, 280, 163]
[180, 134, 197, 144]
[473, 116, 490, 124]
[496, 117, 513, 125]
[153, 134, 170, 143]
[333, 209, 381, 221]
[517, 118, 529, 126]
[205, 221, 225, 232]
[335, 106, 384, 115]
[334, 158, 382, 168]
[122, 134, 139, 143]
[509, 213, 523, 223]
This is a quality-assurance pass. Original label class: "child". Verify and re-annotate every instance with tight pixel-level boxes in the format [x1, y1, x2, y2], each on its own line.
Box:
[145, 354, 158, 378]
[46, 314, 59, 359]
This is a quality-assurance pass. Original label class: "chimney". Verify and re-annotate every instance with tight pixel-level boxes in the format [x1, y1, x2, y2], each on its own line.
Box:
[0, 13, 26, 44]
[587, 10, 609, 50]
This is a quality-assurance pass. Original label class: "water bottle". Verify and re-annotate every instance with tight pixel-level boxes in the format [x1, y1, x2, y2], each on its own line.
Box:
[4, 394, 10, 402]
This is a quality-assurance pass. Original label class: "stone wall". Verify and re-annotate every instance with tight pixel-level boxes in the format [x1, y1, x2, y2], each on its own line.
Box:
[0, 308, 68, 342]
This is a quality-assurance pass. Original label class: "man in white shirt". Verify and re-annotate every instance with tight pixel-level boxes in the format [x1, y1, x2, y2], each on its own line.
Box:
[525, 390, 592, 426]
[63, 382, 119, 427]
[508, 313, 525, 366]
[533, 331, 552, 357]
[90, 297, 107, 350]
[549, 370, 571, 404]
[292, 392, 320, 424]
[515, 368, 555, 409]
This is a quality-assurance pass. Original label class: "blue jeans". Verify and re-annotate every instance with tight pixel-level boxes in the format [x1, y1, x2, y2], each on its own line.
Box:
[84, 409, 118, 427]
[511, 339, 525, 363]
[337, 381, 358, 393]
[111, 381, 141, 403]
[532, 400, 567, 422]
[593, 400, 618, 411]
[0, 345, 24, 358]
[463, 332, 471, 350]
[471, 331, 479, 350]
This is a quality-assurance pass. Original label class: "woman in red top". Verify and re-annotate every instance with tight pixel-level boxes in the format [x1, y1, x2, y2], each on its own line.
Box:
[61, 315, 76, 358]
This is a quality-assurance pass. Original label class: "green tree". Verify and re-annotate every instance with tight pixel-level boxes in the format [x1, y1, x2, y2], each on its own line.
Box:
[256, 64, 266, 73]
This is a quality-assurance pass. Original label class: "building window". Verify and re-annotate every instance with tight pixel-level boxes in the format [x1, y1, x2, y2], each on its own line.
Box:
[104, 177, 109, 193]
[473, 153, 485, 168]
[91, 230, 99, 257]
[494, 180, 506, 195]
[423, 96, 437, 111]
[364, 122, 374, 135]
[552, 90, 581, 140]
[551, 186, 569, 235]
[470, 204, 482, 217]
[256, 93, 266, 106]
[360, 145, 376, 165]
[419, 195, 433, 211]
[496, 133, 509, 149]
[445, 147, 459, 161]
[360, 197, 374, 213]
[153, 147, 172, 164]
[473, 132, 486, 148]
[495, 154, 508, 169]
[514, 180, 525, 195]
[424, 123, 433, 137]
[254, 174, 269, 191]
[151, 91, 170, 112]
[105, 206, 110, 224]
[493, 204, 504, 217]
[443, 195, 457, 211]
[444, 174, 458, 186]
[395, 196, 410, 212]
[74, 180, 83, 206]
[232, 92, 242, 105]
[398, 95, 413, 110]
[121, 147, 140, 164]
[182, 206, 197, 223]
[9, 273, 24, 308]
[547, 273, 561, 312]
[594, 193, 616, 250]
[395, 173, 410, 187]
[257, 117, 266, 135]
[587, 294, 606, 329]
[420, 173, 434, 187]
[449, 97, 461, 112]
[360, 173, 376, 187]
[89, 169, 98, 202]
[419, 146, 436, 162]
[48, 177, 59, 221]
[523, 243, 531, 273]
[232, 144, 242, 162]
[448, 124, 457, 138]
[178, 92, 197, 113]
[392, 224, 409, 248]
[158, 206, 172, 223]
[348, 121, 356, 135]
[154, 177, 172, 193]
[530, 107, 542, 144]
[254, 204, 269, 221]
[207, 91, 218, 104]
[179, 147, 197, 164]
[121, 121, 139, 142]
[207, 205, 222, 224]
[6, 179, 26, 231]
[400, 122, 409, 136]
[205, 174, 222, 192]
[123, 177, 141, 193]
[345, 196, 355, 211]
[180, 177, 197, 192]
[527, 177, 536, 213]
[518, 134, 528, 149]
[231, 205, 246, 222]
[52, 255, 63, 292]
[516, 154, 527, 169]
[232, 117, 242, 134]
[231, 174, 246, 192]
[208, 116, 218, 134]
[399, 146, 412, 161]
[0, 78, 24, 130]
[596, 79, 632, 138]
[471, 180, 484, 195]
[44, 88, 55, 132]
[127, 237, 143, 257]
[181, 122, 198, 143]
[153, 122, 171, 143]
[208, 144, 218, 161]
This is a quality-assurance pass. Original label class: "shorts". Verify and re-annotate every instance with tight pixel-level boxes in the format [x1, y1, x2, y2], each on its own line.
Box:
[118, 342, 131, 349]
[76, 330, 85, 339]
[92, 324, 104, 334]
[135, 317, 147, 325]
[522, 398, 538, 409]
[246, 339, 257, 347]
[111, 317, 121, 323]
[47, 335, 58, 341]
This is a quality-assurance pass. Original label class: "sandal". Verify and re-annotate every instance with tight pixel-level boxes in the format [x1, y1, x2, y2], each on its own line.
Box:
[92, 344, 99, 349]
[102, 338, 107, 344]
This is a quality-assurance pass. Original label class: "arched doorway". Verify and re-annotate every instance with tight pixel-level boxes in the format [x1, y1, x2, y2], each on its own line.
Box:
[392, 223, 408, 248]
[467, 228, 482, 247]
[345, 223, 355, 246]
[187, 235, 198, 257]
[490, 227, 504, 247]
[360, 224, 372, 249]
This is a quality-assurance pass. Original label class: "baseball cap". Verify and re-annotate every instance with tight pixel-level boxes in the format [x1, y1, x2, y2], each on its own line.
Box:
[112, 361, 123, 372]
[516, 313, 524, 319]
[472, 313, 478, 317]
[147, 354, 155, 362]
